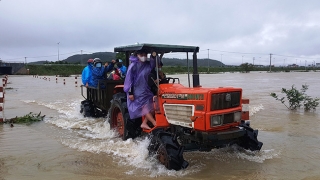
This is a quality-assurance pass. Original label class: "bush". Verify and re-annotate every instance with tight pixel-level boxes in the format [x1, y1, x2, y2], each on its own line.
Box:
[271, 84, 319, 111]
[4, 112, 45, 124]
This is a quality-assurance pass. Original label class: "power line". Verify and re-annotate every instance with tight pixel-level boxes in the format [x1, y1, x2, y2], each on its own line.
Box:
[82, 50, 95, 54]
[206, 49, 319, 61]
[209, 49, 268, 55]
[2, 48, 319, 62]
[28, 54, 57, 59]
[4, 57, 26, 61]
[2, 50, 82, 61]
[28, 51, 82, 59]
[272, 53, 319, 60]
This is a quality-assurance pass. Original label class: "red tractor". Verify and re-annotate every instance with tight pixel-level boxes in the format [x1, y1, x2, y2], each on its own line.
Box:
[80, 43, 263, 171]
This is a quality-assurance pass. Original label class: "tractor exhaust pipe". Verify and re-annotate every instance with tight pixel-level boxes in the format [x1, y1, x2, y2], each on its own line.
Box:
[192, 48, 200, 87]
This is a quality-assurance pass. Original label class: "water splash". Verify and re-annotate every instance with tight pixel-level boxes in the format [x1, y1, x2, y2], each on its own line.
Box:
[21, 99, 199, 176]
[22, 99, 276, 177]
[196, 145, 280, 163]
[60, 136, 201, 177]
[250, 104, 264, 116]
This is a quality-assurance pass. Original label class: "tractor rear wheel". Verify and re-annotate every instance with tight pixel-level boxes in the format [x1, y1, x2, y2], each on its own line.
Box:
[110, 100, 128, 140]
[109, 93, 143, 140]
[148, 129, 189, 171]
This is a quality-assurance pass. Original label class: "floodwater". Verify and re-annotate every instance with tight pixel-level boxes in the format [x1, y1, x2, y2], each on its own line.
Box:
[0, 72, 320, 180]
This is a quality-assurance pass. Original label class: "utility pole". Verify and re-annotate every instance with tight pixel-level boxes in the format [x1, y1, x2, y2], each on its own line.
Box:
[242, 55, 244, 64]
[81, 50, 83, 65]
[220, 54, 223, 67]
[300, 60, 301, 67]
[24, 57, 27, 64]
[253, 57, 255, 65]
[305, 60, 307, 71]
[259, 57, 261, 66]
[269, 53, 272, 72]
[313, 60, 315, 70]
[57, 42, 60, 61]
[207, 49, 209, 72]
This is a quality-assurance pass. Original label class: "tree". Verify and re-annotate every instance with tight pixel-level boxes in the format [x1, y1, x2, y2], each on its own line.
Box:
[115, 52, 126, 63]
[270, 84, 319, 111]
[240, 63, 254, 73]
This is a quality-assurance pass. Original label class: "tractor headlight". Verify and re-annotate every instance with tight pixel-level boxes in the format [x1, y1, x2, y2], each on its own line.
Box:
[234, 111, 242, 122]
[210, 115, 222, 127]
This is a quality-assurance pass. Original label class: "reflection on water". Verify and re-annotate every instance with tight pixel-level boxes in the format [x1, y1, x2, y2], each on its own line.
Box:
[0, 72, 320, 180]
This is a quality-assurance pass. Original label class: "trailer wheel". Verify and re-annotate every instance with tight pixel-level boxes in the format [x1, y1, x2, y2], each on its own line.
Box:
[110, 100, 128, 140]
[80, 100, 93, 117]
[148, 129, 189, 171]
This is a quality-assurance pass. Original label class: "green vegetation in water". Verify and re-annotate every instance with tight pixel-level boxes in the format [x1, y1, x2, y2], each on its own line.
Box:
[271, 84, 319, 111]
[28, 64, 84, 76]
[5, 112, 45, 124]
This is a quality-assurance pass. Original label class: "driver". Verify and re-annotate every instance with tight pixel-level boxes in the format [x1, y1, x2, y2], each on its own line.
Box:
[148, 61, 167, 95]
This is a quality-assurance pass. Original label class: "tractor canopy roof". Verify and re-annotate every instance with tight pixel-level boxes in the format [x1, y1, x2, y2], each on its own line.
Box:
[114, 43, 199, 54]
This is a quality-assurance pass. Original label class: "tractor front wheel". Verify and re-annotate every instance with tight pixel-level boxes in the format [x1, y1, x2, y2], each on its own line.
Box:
[148, 129, 189, 171]
[238, 123, 263, 151]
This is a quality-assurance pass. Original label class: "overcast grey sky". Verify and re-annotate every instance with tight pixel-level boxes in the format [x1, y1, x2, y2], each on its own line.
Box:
[1, 0, 319, 65]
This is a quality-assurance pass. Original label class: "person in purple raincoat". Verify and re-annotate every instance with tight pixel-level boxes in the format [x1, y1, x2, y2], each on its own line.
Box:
[124, 50, 157, 129]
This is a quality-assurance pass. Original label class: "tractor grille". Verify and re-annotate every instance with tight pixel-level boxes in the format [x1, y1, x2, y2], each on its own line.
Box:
[211, 92, 241, 111]
[163, 104, 194, 128]
[223, 113, 234, 124]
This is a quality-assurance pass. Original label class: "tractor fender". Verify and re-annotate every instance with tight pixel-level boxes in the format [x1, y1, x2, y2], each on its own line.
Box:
[112, 92, 127, 104]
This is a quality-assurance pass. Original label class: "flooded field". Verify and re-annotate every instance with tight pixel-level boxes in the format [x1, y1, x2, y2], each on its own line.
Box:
[1, 72, 320, 180]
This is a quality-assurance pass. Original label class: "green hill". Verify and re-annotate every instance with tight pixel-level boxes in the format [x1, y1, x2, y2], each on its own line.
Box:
[64, 52, 117, 64]
[31, 52, 223, 67]
[63, 52, 223, 67]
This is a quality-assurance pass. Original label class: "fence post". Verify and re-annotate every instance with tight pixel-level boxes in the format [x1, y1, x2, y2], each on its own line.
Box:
[0, 82, 4, 123]
[75, 77, 78, 87]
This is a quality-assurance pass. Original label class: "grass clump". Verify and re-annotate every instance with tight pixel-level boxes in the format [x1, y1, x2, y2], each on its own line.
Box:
[5, 112, 45, 124]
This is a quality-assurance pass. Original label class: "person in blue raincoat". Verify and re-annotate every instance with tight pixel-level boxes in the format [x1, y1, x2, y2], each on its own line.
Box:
[124, 50, 157, 129]
[82, 59, 94, 87]
[116, 59, 127, 78]
[90, 58, 115, 88]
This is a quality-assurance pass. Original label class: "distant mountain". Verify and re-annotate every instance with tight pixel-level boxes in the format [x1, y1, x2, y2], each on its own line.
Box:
[64, 52, 117, 64]
[64, 52, 224, 67]
[30, 52, 223, 67]
[29, 52, 117, 65]
[161, 58, 223, 67]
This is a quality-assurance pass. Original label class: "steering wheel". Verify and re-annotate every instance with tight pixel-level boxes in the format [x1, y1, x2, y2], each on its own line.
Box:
[165, 77, 176, 84]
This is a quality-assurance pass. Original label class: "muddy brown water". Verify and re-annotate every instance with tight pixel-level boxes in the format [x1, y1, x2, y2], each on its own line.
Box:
[0, 72, 319, 180]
